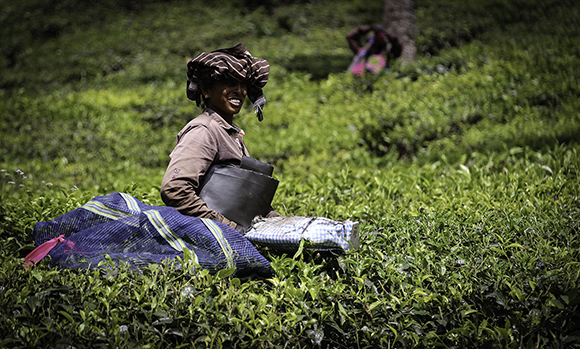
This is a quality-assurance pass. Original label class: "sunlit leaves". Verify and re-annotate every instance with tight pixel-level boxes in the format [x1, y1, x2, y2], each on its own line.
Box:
[1, 0, 580, 347]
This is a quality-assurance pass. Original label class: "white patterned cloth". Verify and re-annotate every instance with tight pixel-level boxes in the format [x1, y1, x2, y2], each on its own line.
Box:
[244, 216, 360, 252]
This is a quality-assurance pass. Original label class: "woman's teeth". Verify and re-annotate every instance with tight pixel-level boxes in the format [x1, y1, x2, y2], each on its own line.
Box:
[229, 98, 241, 106]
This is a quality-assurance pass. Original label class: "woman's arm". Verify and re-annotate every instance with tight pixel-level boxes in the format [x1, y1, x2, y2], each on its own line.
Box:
[161, 124, 238, 228]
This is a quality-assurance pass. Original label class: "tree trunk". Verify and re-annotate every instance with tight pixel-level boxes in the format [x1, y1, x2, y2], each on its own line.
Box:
[383, 0, 417, 63]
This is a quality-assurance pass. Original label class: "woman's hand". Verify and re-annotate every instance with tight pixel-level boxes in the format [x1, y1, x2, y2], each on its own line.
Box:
[235, 224, 247, 235]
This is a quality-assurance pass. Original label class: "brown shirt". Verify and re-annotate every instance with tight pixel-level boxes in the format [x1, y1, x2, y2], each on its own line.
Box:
[160, 108, 247, 228]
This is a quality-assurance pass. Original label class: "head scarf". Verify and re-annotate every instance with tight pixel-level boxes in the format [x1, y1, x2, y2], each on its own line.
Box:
[186, 43, 270, 121]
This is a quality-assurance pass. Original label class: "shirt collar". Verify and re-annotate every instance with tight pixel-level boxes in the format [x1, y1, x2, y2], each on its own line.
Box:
[204, 108, 241, 133]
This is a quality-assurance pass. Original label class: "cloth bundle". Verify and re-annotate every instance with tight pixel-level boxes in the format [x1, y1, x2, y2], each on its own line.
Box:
[245, 216, 360, 252]
[29, 193, 360, 274]
[31, 192, 271, 276]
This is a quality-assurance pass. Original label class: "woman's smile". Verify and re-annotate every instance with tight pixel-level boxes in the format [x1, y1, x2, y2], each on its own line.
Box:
[228, 97, 242, 106]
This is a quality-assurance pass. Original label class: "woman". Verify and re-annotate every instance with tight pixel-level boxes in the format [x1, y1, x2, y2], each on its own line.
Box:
[161, 43, 359, 253]
[346, 24, 403, 76]
[160, 43, 280, 232]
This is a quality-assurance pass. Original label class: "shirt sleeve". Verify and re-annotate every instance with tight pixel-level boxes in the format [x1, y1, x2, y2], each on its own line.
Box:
[160, 124, 237, 228]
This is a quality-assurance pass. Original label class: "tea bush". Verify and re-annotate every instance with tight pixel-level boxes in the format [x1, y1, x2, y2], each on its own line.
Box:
[1, 0, 579, 347]
[356, 0, 580, 164]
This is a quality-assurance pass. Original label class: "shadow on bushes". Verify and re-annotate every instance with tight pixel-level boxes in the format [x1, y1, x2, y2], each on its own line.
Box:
[282, 53, 352, 80]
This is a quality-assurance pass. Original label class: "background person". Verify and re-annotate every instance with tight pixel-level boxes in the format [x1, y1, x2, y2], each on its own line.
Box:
[346, 24, 403, 76]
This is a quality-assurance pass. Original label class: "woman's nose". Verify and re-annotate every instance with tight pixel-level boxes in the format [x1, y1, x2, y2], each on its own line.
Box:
[236, 83, 247, 94]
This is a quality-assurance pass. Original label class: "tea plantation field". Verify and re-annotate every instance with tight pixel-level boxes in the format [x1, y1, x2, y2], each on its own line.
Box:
[1, 0, 579, 347]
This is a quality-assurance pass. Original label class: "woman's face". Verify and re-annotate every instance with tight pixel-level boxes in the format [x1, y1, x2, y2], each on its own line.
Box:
[204, 79, 248, 121]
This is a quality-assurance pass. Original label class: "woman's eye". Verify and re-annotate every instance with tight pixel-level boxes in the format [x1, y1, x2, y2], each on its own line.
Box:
[224, 80, 247, 89]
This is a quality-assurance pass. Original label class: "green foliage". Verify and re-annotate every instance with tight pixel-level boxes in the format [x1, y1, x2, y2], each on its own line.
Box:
[357, 0, 580, 164]
[1, 0, 579, 347]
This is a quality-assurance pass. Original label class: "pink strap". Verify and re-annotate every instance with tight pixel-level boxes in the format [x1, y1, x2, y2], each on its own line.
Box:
[23, 234, 65, 269]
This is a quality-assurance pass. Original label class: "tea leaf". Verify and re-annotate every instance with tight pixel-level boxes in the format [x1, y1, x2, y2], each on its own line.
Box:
[216, 267, 236, 280]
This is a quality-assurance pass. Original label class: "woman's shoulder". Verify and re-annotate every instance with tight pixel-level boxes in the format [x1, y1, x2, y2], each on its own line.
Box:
[188, 109, 213, 125]
[176, 112, 210, 139]
[189, 109, 231, 128]
[176, 109, 229, 140]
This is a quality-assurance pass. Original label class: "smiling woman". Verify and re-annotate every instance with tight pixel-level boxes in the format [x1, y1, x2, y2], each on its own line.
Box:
[160, 43, 281, 232]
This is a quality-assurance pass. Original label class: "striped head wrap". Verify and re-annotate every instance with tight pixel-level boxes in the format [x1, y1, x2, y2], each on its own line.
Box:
[186, 43, 270, 121]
